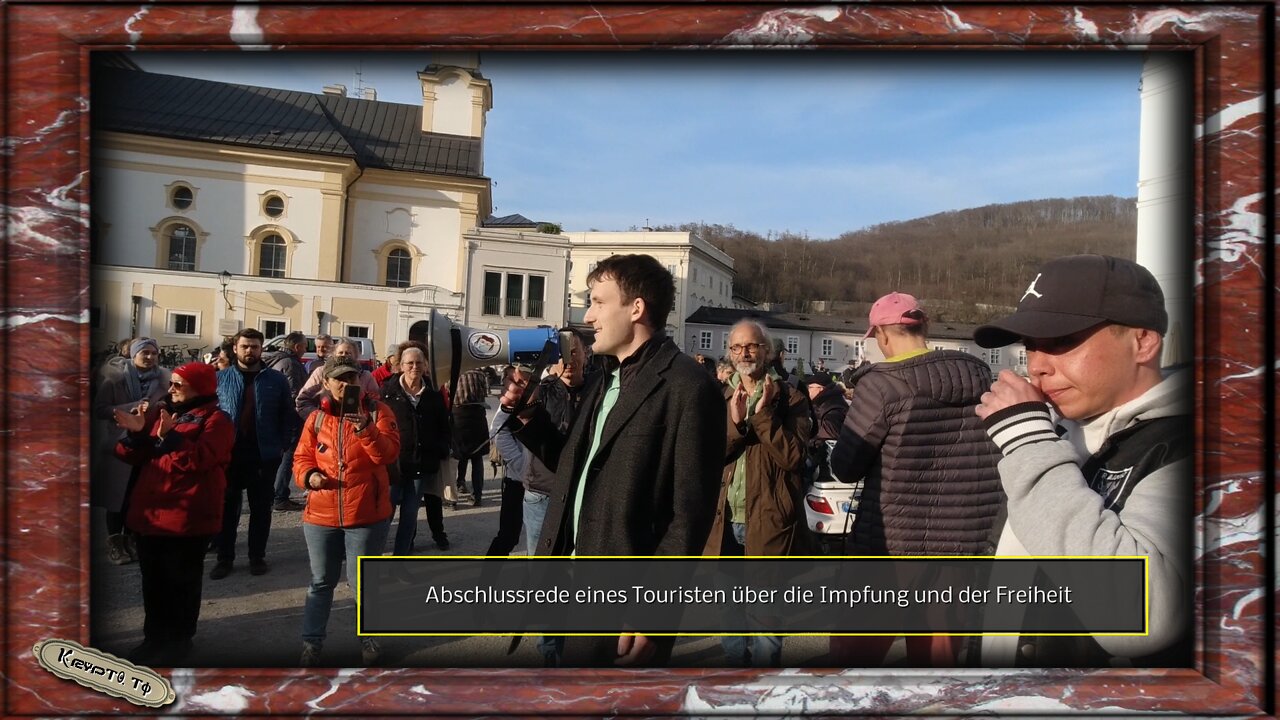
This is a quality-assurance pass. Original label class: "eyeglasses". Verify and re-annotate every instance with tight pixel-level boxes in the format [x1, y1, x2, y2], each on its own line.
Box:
[728, 342, 768, 355]
[169, 380, 186, 388]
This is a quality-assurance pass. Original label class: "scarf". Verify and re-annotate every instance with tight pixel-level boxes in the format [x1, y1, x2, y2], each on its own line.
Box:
[135, 365, 160, 398]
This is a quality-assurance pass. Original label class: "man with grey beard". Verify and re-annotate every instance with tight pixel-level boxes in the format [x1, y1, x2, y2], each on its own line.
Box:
[703, 319, 811, 667]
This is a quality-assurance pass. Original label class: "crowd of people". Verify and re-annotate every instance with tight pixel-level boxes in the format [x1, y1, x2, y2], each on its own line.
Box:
[93, 251, 1189, 670]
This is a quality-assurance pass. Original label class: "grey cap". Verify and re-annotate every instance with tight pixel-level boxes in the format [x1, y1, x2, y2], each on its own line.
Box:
[323, 355, 361, 379]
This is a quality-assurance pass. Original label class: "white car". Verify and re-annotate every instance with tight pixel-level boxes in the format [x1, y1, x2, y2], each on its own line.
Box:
[803, 477, 863, 553]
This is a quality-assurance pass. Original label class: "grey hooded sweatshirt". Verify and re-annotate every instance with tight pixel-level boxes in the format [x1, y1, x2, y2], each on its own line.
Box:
[980, 368, 1191, 665]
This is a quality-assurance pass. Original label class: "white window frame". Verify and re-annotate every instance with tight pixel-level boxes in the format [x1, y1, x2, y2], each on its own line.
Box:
[722, 331, 729, 351]
[260, 317, 288, 339]
[699, 331, 713, 351]
[989, 348, 1002, 365]
[852, 340, 864, 360]
[785, 336, 799, 356]
[1018, 349, 1028, 366]
[344, 323, 372, 339]
[482, 269, 549, 319]
[957, 345, 969, 354]
[166, 310, 200, 337]
[820, 338, 834, 358]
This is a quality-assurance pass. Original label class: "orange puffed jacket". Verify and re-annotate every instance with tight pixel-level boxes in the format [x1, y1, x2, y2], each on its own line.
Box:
[294, 399, 400, 528]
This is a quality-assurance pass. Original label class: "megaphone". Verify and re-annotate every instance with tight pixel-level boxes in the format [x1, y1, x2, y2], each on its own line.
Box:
[408, 309, 562, 394]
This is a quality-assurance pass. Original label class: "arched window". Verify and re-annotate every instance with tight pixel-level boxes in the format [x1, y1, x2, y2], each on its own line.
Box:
[258, 234, 286, 278]
[386, 248, 411, 287]
[167, 224, 197, 271]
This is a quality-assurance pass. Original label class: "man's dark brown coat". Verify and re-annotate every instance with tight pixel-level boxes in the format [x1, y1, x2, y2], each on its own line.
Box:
[703, 379, 811, 557]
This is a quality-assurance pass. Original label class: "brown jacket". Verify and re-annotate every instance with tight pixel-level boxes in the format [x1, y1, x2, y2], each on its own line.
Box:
[704, 377, 811, 556]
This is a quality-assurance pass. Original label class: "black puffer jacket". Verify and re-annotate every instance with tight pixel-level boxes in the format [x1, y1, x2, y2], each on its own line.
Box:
[380, 374, 451, 478]
[829, 350, 1002, 555]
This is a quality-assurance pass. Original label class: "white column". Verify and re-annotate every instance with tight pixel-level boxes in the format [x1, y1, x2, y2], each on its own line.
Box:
[1135, 53, 1192, 367]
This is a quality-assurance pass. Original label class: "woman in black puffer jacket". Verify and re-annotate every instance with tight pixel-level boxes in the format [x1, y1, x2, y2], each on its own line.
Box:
[451, 369, 491, 506]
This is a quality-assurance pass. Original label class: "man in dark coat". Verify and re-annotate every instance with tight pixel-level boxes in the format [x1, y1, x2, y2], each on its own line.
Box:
[798, 366, 849, 479]
[264, 331, 308, 512]
[505, 254, 725, 667]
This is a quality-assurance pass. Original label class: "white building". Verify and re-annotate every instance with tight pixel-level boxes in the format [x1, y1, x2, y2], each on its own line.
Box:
[563, 231, 736, 345]
[89, 56, 725, 359]
[684, 307, 1026, 376]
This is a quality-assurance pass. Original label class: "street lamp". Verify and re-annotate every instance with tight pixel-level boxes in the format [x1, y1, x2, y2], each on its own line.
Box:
[219, 270, 233, 310]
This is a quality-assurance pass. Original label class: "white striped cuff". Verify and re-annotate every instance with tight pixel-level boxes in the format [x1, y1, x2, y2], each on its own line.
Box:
[982, 402, 1059, 455]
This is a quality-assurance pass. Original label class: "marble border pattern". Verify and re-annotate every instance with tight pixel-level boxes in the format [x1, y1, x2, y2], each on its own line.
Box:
[1, 2, 1272, 716]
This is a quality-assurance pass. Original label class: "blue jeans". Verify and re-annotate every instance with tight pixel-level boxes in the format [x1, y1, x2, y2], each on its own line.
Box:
[273, 431, 300, 503]
[389, 473, 435, 555]
[719, 522, 784, 667]
[301, 519, 390, 645]
[522, 490, 560, 663]
[522, 490, 550, 556]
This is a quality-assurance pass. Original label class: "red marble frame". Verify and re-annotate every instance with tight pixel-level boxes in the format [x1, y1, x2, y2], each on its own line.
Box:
[2, 2, 1273, 716]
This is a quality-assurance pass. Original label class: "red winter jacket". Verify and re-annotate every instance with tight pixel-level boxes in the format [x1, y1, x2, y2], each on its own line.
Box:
[115, 399, 235, 537]
[294, 400, 399, 528]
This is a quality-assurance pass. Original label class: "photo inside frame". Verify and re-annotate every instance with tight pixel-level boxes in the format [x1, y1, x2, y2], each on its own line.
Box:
[86, 48, 1194, 669]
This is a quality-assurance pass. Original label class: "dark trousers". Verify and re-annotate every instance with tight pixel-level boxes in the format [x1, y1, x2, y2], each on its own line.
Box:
[485, 478, 525, 556]
[273, 431, 300, 502]
[422, 493, 446, 541]
[456, 453, 485, 500]
[217, 456, 279, 562]
[136, 534, 209, 642]
[105, 510, 126, 535]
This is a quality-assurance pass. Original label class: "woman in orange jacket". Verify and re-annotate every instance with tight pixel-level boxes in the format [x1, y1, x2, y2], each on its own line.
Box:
[293, 356, 399, 667]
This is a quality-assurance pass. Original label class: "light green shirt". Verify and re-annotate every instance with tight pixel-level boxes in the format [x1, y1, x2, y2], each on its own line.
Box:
[727, 368, 781, 524]
[571, 369, 621, 554]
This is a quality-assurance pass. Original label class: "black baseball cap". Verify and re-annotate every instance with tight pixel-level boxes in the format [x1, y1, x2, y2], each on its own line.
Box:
[975, 255, 1167, 348]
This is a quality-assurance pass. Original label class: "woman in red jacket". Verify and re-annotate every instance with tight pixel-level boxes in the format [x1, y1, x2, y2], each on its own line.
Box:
[113, 361, 234, 666]
[293, 356, 400, 667]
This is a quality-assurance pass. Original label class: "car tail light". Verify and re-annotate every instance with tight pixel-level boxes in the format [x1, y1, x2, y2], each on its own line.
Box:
[815, 521, 825, 531]
[806, 495, 833, 514]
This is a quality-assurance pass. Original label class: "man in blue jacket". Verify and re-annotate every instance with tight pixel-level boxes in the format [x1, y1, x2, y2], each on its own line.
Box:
[212, 328, 298, 579]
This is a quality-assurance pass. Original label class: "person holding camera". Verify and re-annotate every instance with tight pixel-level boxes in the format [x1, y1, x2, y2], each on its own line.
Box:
[293, 355, 400, 667]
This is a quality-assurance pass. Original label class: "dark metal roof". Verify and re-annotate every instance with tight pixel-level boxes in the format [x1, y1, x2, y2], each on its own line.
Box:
[483, 213, 538, 227]
[92, 67, 484, 179]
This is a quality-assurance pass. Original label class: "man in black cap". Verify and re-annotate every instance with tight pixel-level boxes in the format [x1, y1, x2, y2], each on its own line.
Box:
[974, 254, 1190, 667]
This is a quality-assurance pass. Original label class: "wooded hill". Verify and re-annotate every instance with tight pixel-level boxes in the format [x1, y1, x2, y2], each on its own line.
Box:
[658, 195, 1137, 324]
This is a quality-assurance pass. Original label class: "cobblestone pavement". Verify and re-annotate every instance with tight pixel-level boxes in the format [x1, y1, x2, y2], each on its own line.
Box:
[90, 401, 843, 669]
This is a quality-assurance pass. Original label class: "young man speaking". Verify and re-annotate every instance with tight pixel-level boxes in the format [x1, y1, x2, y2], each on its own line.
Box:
[974, 254, 1191, 667]
[504, 253, 725, 666]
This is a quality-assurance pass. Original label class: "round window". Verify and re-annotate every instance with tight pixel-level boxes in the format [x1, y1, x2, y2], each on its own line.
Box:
[264, 195, 285, 217]
[171, 186, 193, 210]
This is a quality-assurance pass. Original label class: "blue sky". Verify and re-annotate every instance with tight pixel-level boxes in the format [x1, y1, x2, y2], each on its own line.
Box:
[136, 51, 1142, 238]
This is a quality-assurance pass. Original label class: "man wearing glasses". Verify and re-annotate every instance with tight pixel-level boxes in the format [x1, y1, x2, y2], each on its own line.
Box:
[703, 319, 811, 667]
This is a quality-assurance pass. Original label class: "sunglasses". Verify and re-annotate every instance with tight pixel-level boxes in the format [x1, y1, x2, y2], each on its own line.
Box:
[169, 380, 186, 388]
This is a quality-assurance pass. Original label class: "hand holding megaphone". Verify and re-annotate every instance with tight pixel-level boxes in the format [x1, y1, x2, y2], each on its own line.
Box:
[499, 367, 539, 423]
